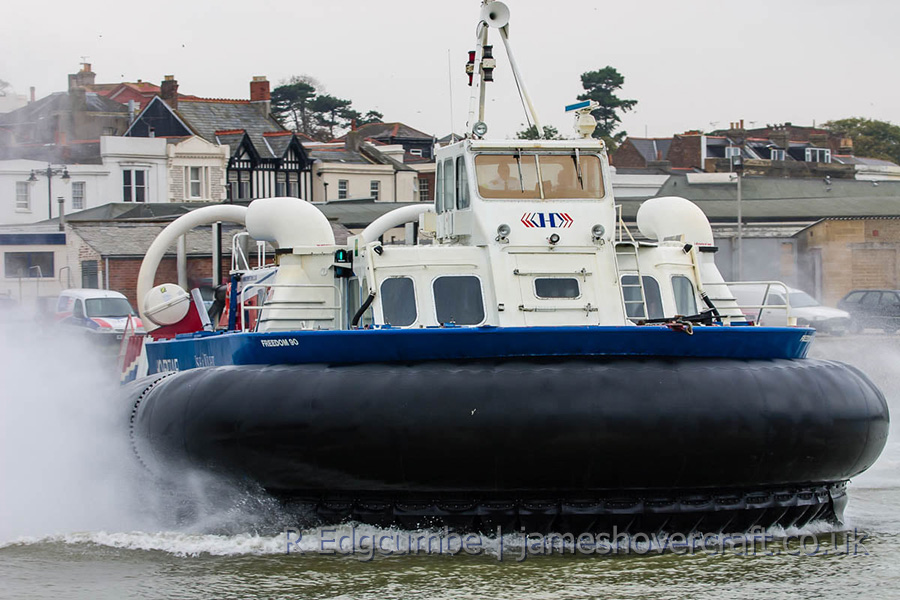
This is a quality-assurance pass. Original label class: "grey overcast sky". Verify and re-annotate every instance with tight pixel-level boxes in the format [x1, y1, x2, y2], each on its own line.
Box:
[3, 0, 899, 140]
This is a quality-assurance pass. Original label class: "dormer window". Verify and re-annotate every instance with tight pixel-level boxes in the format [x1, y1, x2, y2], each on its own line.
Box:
[724, 146, 741, 159]
[770, 148, 785, 161]
[805, 148, 831, 163]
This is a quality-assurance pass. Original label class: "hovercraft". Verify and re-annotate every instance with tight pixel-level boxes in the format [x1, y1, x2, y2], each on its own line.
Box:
[121, 1, 888, 534]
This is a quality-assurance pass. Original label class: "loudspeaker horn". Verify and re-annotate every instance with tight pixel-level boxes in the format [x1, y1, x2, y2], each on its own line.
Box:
[480, 1, 510, 28]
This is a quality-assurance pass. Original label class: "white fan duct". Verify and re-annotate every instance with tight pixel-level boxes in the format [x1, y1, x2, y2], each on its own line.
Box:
[636, 196, 714, 248]
[245, 198, 338, 332]
[137, 204, 248, 331]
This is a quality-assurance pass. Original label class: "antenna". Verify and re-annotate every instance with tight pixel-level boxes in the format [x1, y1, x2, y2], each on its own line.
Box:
[447, 49, 455, 141]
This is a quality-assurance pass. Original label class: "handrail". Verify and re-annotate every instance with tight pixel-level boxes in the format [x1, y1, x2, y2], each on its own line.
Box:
[615, 204, 637, 244]
[239, 282, 342, 332]
[705, 281, 794, 325]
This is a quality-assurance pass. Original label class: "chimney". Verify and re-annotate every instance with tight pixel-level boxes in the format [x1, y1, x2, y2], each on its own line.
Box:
[249, 76, 271, 118]
[839, 137, 854, 155]
[160, 75, 179, 109]
[29, 86, 35, 103]
[68, 63, 96, 91]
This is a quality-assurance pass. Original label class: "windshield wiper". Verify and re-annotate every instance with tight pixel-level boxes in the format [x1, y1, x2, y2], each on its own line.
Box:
[574, 149, 584, 189]
[515, 148, 525, 192]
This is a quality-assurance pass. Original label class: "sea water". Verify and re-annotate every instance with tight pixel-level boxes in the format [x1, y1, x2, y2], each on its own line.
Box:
[1, 328, 897, 600]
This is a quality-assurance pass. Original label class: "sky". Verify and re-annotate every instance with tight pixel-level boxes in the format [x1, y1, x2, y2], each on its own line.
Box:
[3, 0, 899, 140]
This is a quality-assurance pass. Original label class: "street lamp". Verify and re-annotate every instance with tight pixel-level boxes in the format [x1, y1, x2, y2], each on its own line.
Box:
[28, 164, 70, 221]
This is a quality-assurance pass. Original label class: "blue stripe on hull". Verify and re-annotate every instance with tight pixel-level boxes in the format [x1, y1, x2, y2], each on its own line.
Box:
[144, 325, 814, 375]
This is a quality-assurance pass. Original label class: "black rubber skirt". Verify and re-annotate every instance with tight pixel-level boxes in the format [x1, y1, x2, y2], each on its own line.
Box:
[127, 357, 889, 533]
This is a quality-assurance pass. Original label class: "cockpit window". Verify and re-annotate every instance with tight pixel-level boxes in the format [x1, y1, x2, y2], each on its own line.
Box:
[475, 152, 603, 199]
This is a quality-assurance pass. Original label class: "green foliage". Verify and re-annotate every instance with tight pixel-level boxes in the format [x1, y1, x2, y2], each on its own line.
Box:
[516, 124, 562, 140]
[271, 75, 383, 141]
[310, 94, 352, 140]
[824, 118, 900, 165]
[577, 66, 637, 149]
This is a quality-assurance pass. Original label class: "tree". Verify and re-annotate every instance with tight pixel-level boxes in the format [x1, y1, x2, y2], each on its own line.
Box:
[340, 108, 384, 129]
[515, 124, 562, 140]
[824, 118, 900, 166]
[577, 67, 637, 150]
[310, 94, 353, 140]
[271, 76, 318, 136]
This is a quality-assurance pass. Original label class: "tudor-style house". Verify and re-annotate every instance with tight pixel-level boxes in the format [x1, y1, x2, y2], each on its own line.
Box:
[125, 76, 315, 202]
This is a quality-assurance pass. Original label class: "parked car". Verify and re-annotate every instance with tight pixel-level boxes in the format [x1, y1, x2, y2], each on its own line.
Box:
[55, 289, 144, 344]
[837, 289, 900, 333]
[728, 284, 851, 335]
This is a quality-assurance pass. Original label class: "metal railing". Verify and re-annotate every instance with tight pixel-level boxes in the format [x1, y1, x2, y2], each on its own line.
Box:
[239, 282, 343, 332]
[231, 232, 268, 273]
[703, 281, 795, 326]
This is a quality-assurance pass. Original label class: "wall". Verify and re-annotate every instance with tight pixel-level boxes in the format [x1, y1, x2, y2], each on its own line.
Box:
[797, 218, 900, 305]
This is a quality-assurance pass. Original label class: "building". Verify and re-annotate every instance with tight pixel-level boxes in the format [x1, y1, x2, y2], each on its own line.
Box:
[125, 76, 315, 202]
[337, 122, 436, 159]
[306, 137, 434, 203]
[0, 135, 229, 225]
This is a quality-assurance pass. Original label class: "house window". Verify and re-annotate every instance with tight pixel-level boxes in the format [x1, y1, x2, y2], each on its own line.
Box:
[239, 171, 250, 199]
[724, 146, 740, 159]
[5, 252, 54, 278]
[123, 169, 146, 202]
[288, 173, 299, 197]
[81, 260, 99, 288]
[72, 181, 85, 210]
[227, 171, 238, 200]
[418, 177, 430, 202]
[16, 182, 31, 212]
[409, 148, 423, 157]
[186, 166, 204, 199]
[770, 148, 785, 161]
[370, 180, 380, 201]
[805, 148, 831, 163]
[275, 172, 286, 196]
[338, 179, 349, 200]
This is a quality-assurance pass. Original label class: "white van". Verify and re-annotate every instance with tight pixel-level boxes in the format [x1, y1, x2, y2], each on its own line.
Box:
[55, 289, 144, 342]
[728, 284, 850, 335]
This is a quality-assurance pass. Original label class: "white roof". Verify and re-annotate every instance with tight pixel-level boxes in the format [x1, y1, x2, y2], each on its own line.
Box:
[59, 289, 128, 300]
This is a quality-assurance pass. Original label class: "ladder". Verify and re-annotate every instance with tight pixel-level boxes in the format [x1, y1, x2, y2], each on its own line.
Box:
[615, 242, 648, 321]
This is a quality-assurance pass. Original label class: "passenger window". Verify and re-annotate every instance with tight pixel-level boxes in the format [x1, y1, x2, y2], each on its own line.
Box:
[881, 293, 900, 306]
[442, 159, 455, 212]
[621, 275, 663, 320]
[456, 156, 470, 209]
[73, 300, 85, 319]
[433, 275, 484, 325]
[844, 291, 865, 303]
[57, 296, 69, 312]
[672, 275, 697, 316]
[380, 277, 417, 326]
[861, 292, 881, 307]
[534, 278, 580, 299]
[765, 293, 786, 306]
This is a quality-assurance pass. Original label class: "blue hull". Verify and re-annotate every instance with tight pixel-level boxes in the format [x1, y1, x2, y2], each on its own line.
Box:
[143, 325, 814, 375]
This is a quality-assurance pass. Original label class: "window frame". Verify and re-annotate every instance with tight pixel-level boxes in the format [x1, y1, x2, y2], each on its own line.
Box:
[432, 274, 486, 326]
[338, 179, 349, 200]
[72, 181, 85, 210]
[123, 169, 148, 203]
[370, 180, 381, 201]
[4, 251, 54, 279]
[671, 274, 698, 316]
[16, 181, 31, 212]
[805, 147, 832, 163]
[418, 177, 430, 203]
[379, 276, 418, 327]
[533, 277, 581, 300]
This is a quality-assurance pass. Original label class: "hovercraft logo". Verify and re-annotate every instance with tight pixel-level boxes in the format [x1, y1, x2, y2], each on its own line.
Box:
[521, 213, 573, 228]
